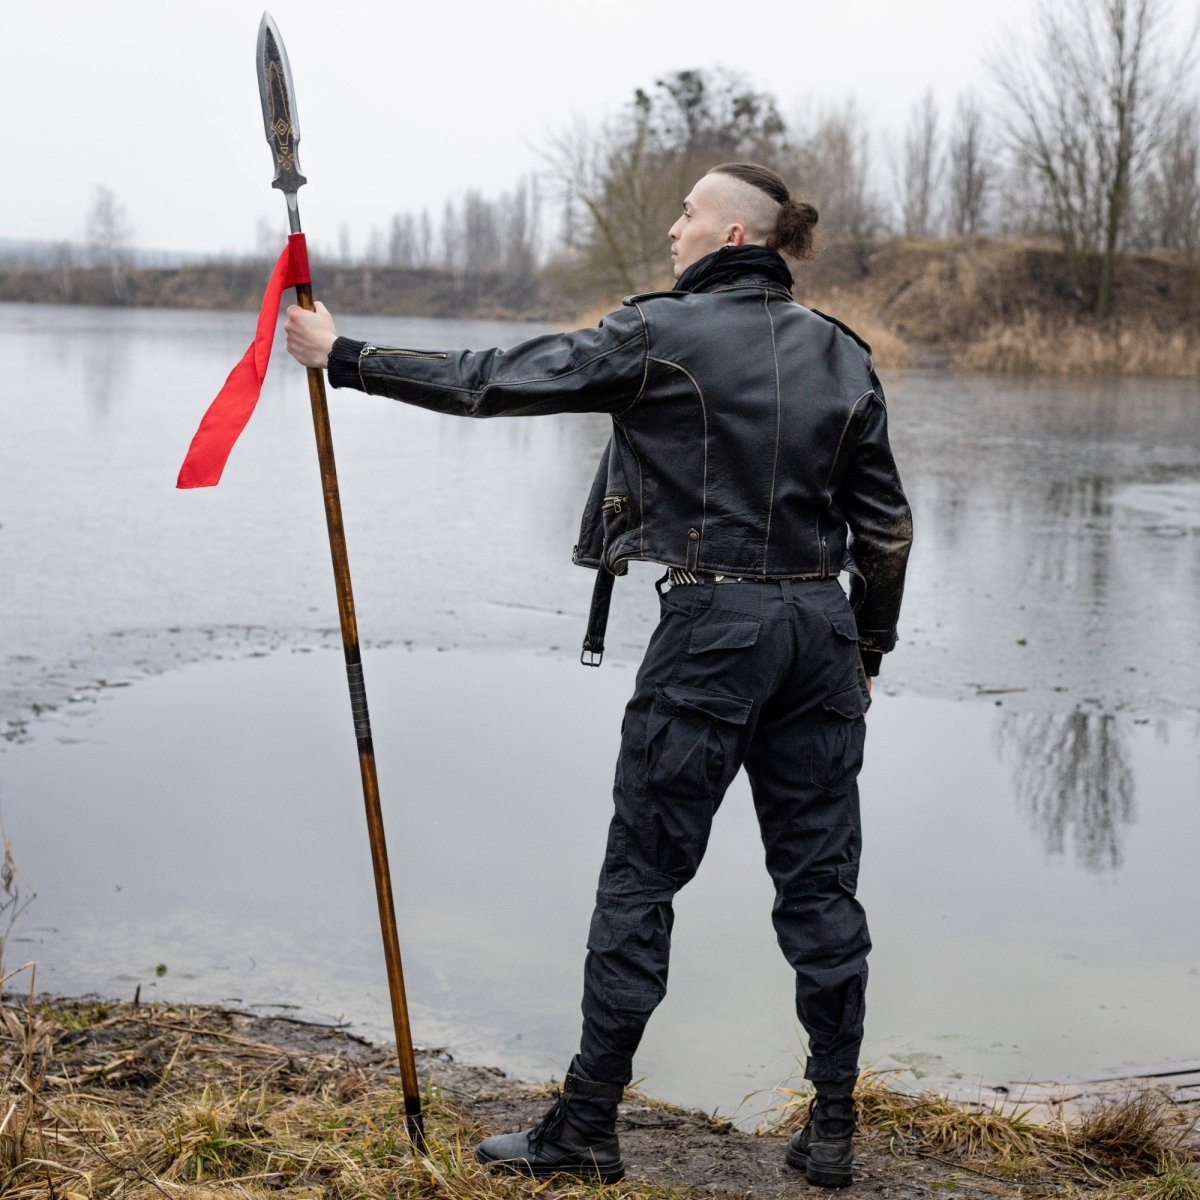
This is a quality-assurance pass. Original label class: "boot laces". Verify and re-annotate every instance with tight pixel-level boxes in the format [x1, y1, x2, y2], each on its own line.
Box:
[528, 1089, 567, 1154]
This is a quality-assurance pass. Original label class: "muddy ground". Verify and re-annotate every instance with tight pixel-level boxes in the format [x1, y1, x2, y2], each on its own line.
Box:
[10, 997, 1064, 1199]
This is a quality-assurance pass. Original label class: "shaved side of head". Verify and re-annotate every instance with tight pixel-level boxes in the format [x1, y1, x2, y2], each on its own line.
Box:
[703, 170, 782, 245]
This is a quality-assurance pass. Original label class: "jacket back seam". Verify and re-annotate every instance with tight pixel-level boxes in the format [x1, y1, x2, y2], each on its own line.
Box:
[648, 355, 708, 563]
[762, 292, 782, 575]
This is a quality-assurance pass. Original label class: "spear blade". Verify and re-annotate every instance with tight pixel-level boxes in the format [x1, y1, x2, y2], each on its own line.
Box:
[256, 12, 307, 195]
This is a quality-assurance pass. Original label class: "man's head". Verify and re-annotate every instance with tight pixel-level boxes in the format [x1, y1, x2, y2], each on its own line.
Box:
[667, 163, 818, 278]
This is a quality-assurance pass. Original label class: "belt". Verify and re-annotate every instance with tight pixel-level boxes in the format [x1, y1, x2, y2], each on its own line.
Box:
[666, 567, 748, 586]
[581, 566, 838, 667]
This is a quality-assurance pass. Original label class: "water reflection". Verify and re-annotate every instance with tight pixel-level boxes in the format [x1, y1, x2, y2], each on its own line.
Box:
[995, 710, 1135, 871]
[887, 370, 1200, 715]
[82, 331, 130, 417]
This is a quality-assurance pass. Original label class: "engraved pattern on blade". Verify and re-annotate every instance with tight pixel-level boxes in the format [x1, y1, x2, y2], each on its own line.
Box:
[256, 14, 307, 193]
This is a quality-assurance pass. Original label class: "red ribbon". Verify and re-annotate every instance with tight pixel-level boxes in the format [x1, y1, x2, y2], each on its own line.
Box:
[176, 233, 312, 489]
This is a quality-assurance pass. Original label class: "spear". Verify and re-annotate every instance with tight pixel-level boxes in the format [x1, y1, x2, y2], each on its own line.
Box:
[256, 11, 425, 1151]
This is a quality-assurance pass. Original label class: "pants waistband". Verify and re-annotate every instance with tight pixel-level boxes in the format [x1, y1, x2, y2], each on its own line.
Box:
[665, 567, 836, 587]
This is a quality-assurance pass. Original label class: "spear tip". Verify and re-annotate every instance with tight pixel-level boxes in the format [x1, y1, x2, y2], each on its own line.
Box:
[256, 10, 306, 194]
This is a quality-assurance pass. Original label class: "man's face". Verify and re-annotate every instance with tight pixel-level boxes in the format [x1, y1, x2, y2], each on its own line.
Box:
[668, 174, 734, 279]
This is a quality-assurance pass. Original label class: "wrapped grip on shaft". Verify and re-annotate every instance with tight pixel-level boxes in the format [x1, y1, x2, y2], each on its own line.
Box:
[345, 660, 372, 741]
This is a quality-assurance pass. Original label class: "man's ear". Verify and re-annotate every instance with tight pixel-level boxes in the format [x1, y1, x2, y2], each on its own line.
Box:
[727, 223, 747, 246]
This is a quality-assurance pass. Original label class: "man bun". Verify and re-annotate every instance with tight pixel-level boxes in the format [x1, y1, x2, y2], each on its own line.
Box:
[773, 198, 819, 260]
[708, 162, 819, 260]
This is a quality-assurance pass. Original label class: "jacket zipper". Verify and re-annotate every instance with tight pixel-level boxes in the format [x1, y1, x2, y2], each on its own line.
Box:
[360, 345, 449, 360]
[602, 494, 628, 515]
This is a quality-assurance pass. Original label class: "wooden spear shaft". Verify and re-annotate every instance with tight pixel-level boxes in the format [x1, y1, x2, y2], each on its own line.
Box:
[257, 13, 423, 1149]
[293, 273, 426, 1152]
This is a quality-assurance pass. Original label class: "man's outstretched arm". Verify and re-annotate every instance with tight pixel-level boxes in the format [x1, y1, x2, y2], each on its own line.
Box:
[285, 302, 649, 419]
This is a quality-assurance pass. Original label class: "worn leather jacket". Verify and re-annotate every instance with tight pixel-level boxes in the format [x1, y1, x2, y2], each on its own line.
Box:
[326, 246, 912, 673]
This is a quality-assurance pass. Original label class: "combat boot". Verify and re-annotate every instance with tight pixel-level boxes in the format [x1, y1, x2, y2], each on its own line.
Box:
[785, 1076, 857, 1188]
[475, 1057, 624, 1183]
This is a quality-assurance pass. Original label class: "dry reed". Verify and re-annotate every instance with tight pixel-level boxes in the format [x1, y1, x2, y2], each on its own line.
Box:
[958, 313, 1200, 378]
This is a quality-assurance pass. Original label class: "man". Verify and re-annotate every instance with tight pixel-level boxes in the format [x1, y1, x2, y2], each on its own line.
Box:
[286, 162, 912, 1190]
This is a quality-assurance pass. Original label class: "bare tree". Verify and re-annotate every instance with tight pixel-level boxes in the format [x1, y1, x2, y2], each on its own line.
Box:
[388, 213, 416, 266]
[254, 215, 280, 259]
[788, 99, 884, 268]
[946, 91, 992, 236]
[85, 185, 132, 301]
[543, 113, 658, 293]
[439, 199, 460, 271]
[544, 69, 789, 294]
[55, 240, 75, 301]
[992, 0, 1197, 315]
[897, 90, 943, 238]
[1139, 102, 1200, 254]
[500, 175, 541, 286]
[417, 209, 434, 268]
[462, 189, 502, 269]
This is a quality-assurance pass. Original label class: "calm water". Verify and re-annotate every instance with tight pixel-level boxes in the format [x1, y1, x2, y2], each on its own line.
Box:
[1, 302, 1198, 1119]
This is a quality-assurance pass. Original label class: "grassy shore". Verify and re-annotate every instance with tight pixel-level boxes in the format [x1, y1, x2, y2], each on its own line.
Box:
[799, 238, 1200, 377]
[1, 986, 1196, 1200]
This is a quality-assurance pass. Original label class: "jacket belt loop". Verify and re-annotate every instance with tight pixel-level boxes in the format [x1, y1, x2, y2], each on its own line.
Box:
[581, 569, 616, 667]
[780, 578, 795, 602]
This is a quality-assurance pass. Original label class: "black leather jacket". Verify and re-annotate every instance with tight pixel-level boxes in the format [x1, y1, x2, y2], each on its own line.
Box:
[326, 247, 912, 673]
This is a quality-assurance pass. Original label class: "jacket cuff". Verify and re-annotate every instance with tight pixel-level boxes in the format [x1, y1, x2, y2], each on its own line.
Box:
[860, 649, 883, 677]
[327, 337, 366, 390]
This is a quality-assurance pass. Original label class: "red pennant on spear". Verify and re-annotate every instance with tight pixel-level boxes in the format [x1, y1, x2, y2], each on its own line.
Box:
[177, 12, 426, 1152]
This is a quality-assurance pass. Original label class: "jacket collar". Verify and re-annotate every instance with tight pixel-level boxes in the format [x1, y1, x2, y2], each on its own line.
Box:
[674, 245, 794, 296]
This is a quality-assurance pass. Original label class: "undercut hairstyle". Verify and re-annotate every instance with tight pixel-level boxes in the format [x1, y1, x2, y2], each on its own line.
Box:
[708, 162, 819, 260]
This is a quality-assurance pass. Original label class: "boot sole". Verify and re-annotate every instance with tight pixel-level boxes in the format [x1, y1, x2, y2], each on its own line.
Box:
[476, 1148, 625, 1184]
[786, 1145, 852, 1189]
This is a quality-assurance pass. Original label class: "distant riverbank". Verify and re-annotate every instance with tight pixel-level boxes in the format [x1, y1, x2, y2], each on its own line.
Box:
[2, 238, 1197, 376]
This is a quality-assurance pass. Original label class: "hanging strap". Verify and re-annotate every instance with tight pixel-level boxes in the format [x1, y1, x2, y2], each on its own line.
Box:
[580, 569, 616, 667]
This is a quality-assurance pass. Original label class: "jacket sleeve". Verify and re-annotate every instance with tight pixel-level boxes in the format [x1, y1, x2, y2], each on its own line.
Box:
[325, 305, 648, 418]
[834, 378, 913, 675]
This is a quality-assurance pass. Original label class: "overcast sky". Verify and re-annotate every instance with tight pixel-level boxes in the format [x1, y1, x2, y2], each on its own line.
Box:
[5, 0, 1055, 255]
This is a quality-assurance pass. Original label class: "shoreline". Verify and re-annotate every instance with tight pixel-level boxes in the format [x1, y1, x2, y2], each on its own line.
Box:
[1, 992, 1195, 1199]
[4, 234, 1199, 378]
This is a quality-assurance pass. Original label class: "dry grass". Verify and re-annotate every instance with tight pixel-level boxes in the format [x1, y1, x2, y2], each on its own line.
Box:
[774, 1069, 1199, 1196]
[804, 287, 914, 369]
[0, 995, 699, 1200]
[4, 996, 1198, 1200]
[957, 313, 1200, 377]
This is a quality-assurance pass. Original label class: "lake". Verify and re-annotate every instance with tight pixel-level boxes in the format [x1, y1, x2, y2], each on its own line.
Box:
[1, 301, 1197, 1121]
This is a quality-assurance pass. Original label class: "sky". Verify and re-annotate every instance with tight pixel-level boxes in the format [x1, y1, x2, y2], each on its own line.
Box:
[3, 0, 1055, 256]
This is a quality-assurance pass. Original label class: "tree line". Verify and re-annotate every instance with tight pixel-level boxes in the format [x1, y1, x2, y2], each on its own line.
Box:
[11, 0, 1197, 320]
[543, 0, 1197, 316]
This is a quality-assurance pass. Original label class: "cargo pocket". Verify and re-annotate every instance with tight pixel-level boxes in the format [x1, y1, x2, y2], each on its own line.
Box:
[687, 616, 762, 655]
[643, 683, 753, 880]
[647, 683, 753, 793]
[809, 681, 868, 793]
[827, 607, 861, 644]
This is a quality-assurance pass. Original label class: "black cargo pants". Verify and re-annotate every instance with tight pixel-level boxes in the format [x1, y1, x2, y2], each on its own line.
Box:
[578, 576, 871, 1085]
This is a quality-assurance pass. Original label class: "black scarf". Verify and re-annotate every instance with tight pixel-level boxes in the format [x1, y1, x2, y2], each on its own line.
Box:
[674, 245, 793, 294]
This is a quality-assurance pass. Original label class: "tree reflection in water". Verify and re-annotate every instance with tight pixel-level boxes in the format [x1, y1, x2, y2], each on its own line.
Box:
[995, 710, 1135, 872]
